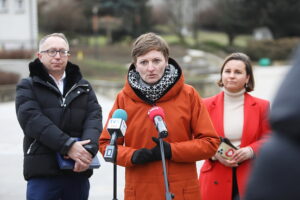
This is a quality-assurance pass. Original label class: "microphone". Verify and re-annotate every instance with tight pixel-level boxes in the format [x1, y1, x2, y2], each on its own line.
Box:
[148, 106, 168, 138]
[148, 107, 174, 199]
[104, 109, 128, 162]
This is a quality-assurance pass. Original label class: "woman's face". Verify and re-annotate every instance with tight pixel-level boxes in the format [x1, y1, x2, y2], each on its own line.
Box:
[135, 50, 168, 84]
[221, 59, 250, 93]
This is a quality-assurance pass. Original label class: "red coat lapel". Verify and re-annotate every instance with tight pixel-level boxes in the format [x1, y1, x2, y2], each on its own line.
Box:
[205, 92, 260, 147]
[204, 92, 225, 137]
[241, 93, 259, 147]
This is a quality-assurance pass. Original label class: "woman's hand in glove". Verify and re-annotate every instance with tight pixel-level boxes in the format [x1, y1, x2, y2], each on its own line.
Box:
[150, 137, 172, 160]
[131, 148, 155, 164]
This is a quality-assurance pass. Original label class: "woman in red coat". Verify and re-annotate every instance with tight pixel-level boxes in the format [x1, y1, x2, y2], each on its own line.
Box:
[199, 52, 270, 200]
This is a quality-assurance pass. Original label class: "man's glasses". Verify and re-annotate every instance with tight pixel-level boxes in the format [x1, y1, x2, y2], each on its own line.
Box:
[40, 49, 70, 57]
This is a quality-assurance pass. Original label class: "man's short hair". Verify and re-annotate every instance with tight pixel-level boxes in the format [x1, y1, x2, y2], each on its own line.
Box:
[39, 33, 69, 52]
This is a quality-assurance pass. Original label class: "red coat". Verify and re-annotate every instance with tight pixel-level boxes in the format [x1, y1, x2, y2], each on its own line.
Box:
[99, 59, 220, 200]
[199, 92, 270, 200]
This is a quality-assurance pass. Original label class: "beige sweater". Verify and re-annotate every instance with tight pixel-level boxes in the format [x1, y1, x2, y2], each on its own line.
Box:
[223, 88, 245, 148]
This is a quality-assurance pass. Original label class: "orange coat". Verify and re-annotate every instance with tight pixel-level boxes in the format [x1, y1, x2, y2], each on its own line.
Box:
[99, 59, 220, 200]
[199, 92, 270, 200]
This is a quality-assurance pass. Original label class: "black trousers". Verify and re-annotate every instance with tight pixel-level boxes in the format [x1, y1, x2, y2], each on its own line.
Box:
[232, 167, 240, 200]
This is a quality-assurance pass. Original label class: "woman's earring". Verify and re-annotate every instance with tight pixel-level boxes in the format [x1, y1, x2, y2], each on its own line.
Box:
[245, 83, 248, 88]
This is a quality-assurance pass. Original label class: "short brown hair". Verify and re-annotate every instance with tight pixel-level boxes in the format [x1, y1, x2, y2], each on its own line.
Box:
[217, 52, 255, 92]
[131, 32, 169, 64]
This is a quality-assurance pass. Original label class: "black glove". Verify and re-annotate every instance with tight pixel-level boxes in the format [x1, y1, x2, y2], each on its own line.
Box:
[151, 137, 172, 160]
[131, 148, 155, 164]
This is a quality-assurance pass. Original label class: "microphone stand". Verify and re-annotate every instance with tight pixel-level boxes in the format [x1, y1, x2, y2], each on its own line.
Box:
[113, 159, 118, 199]
[104, 133, 118, 200]
[158, 135, 174, 200]
[112, 135, 118, 200]
[105, 111, 127, 200]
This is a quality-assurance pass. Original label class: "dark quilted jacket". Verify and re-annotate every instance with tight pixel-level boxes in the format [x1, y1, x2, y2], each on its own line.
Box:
[15, 58, 102, 180]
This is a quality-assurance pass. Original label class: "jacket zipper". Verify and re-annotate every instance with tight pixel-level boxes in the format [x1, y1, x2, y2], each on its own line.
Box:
[44, 81, 89, 107]
[61, 83, 89, 107]
[27, 139, 37, 154]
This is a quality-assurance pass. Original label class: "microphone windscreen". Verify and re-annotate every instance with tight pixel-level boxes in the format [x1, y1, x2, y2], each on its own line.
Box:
[112, 109, 128, 121]
[148, 106, 165, 122]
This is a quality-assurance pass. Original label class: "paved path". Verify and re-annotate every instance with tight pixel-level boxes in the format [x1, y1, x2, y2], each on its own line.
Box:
[0, 65, 290, 199]
[251, 65, 290, 103]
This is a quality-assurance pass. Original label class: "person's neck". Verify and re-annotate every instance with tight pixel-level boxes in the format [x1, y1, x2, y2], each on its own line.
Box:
[223, 88, 245, 97]
[49, 72, 64, 82]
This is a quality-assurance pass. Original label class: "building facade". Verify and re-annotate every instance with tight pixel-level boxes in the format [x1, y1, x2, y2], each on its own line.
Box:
[0, 0, 38, 50]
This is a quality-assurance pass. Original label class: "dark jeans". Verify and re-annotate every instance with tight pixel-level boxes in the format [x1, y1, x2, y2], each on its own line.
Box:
[232, 167, 240, 200]
[27, 175, 90, 200]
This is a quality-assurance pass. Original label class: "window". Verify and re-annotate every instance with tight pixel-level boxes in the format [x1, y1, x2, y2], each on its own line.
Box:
[0, 0, 8, 13]
[0, 0, 7, 8]
[15, 0, 25, 13]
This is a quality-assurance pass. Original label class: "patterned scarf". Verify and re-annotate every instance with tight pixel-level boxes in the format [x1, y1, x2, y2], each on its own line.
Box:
[128, 64, 179, 102]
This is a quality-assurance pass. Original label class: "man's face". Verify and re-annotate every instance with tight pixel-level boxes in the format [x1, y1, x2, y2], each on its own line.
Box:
[37, 36, 69, 77]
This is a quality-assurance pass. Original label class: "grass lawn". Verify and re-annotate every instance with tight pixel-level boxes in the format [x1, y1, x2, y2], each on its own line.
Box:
[163, 30, 251, 47]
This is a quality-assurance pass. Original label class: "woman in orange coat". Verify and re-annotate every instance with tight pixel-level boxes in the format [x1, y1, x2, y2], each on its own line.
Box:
[99, 32, 220, 200]
[199, 53, 270, 200]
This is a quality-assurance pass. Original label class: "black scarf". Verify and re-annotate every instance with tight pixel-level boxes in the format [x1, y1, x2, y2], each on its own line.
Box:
[128, 64, 179, 102]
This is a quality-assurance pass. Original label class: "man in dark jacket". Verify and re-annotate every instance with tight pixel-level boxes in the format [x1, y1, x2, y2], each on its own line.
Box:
[15, 33, 102, 200]
[244, 47, 300, 200]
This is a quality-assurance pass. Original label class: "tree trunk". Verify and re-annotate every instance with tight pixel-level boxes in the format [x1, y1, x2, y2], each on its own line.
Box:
[227, 33, 235, 46]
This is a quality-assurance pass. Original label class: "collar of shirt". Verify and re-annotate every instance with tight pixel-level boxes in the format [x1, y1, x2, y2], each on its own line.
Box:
[49, 72, 66, 94]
